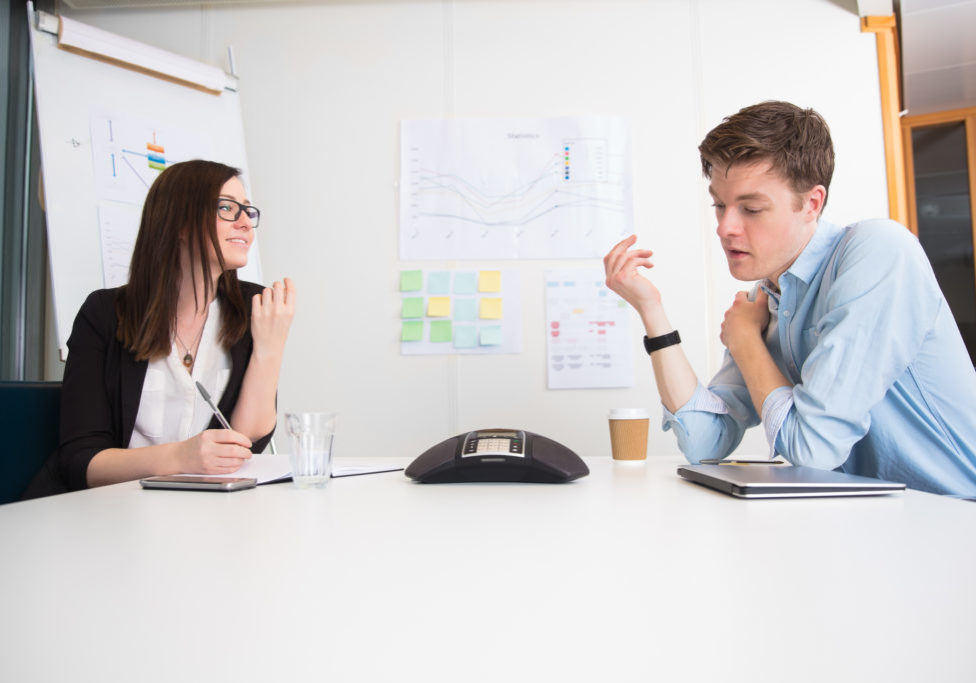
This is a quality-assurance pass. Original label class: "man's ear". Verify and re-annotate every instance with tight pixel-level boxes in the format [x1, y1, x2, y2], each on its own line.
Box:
[804, 185, 827, 220]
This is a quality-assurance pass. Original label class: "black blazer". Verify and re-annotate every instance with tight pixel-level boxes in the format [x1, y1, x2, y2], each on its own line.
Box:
[58, 281, 273, 491]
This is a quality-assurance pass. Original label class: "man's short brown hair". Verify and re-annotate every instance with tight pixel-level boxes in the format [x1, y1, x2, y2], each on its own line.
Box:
[698, 101, 834, 210]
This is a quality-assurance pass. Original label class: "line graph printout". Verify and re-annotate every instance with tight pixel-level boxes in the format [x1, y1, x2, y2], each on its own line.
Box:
[545, 269, 632, 390]
[401, 117, 633, 260]
[97, 201, 141, 289]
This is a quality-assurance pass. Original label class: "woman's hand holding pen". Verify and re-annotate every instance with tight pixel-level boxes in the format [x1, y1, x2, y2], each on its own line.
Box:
[250, 277, 296, 361]
[176, 429, 253, 475]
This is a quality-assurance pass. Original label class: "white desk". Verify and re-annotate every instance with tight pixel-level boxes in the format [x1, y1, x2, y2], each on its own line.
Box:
[1, 456, 974, 682]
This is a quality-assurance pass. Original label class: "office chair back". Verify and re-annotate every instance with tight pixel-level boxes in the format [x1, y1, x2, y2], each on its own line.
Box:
[0, 381, 61, 504]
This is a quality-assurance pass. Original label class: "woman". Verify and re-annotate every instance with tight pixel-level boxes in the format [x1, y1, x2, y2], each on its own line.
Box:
[58, 159, 295, 490]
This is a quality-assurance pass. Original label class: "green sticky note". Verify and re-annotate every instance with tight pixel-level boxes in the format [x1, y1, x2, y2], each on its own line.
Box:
[400, 270, 423, 292]
[401, 297, 424, 318]
[401, 320, 424, 341]
[454, 325, 477, 349]
[428, 271, 451, 294]
[454, 272, 478, 294]
[480, 325, 503, 346]
[430, 320, 452, 342]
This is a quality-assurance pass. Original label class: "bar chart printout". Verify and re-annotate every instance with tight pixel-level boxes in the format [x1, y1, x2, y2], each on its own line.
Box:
[400, 116, 633, 260]
[89, 114, 260, 287]
[545, 269, 633, 389]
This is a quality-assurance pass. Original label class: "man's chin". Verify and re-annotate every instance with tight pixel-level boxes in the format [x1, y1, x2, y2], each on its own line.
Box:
[726, 261, 758, 282]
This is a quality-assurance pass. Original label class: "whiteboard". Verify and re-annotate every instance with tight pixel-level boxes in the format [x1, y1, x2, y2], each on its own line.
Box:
[28, 8, 261, 358]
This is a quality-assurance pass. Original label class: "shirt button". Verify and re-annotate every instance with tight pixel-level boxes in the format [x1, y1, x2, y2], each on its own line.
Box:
[783, 310, 791, 317]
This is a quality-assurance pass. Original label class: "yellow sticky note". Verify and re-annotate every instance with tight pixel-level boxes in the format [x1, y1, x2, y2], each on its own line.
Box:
[427, 296, 451, 317]
[479, 297, 503, 320]
[478, 270, 501, 292]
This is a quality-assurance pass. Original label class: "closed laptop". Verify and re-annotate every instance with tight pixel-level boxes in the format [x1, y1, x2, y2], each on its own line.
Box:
[677, 464, 906, 499]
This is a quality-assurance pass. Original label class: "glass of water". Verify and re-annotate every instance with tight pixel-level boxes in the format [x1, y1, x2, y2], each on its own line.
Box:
[285, 412, 336, 488]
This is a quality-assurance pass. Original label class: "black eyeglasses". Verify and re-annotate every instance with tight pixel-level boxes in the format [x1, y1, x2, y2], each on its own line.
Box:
[217, 197, 261, 228]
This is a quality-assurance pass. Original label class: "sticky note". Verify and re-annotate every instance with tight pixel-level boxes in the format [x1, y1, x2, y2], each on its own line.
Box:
[430, 320, 452, 342]
[400, 270, 423, 292]
[428, 271, 451, 294]
[478, 270, 501, 292]
[401, 297, 424, 319]
[401, 321, 423, 341]
[427, 296, 451, 317]
[454, 272, 478, 295]
[479, 297, 503, 320]
[480, 325, 503, 346]
[453, 325, 477, 349]
[453, 298, 478, 322]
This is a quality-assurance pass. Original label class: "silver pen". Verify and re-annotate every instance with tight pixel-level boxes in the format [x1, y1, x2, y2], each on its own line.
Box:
[195, 381, 232, 430]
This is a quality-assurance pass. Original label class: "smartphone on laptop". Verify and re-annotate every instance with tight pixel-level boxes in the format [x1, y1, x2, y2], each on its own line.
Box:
[139, 475, 257, 492]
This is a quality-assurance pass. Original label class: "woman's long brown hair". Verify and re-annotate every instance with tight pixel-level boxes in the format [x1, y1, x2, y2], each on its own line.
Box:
[116, 160, 249, 361]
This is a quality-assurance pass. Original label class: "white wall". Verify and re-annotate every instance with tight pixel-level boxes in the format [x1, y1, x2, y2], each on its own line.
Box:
[54, 0, 888, 461]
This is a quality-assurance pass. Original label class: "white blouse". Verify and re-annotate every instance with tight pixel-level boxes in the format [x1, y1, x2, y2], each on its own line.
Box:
[128, 299, 232, 448]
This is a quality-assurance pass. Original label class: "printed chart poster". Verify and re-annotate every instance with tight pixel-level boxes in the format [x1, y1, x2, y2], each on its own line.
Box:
[400, 116, 633, 260]
[545, 269, 632, 389]
[89, 113, 261, 286]
[399, 269, 521, 355]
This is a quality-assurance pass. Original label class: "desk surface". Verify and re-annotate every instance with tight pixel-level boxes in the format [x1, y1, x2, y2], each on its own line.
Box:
[2, 456, 975, 682]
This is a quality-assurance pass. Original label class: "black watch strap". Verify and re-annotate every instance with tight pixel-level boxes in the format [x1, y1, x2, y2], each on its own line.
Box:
[643, 330, 681, 354]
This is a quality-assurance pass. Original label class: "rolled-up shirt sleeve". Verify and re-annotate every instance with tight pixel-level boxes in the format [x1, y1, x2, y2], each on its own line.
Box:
[662, 376, 758, 463]
[760, 386, 793, 458]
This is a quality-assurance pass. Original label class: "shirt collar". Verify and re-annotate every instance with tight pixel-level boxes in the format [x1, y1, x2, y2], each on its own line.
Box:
[764, 218, 844, 290]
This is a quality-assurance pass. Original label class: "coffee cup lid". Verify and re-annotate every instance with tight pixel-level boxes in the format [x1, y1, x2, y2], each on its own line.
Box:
[608, 408, 649, 419]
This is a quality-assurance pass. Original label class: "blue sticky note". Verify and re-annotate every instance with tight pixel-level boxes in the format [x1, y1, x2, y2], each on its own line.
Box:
[480, 325, 503, 346]
[428, 271, 451, 295]
[453, 272, 478, 295]
[453, 298, 477, 322]
[453, 325, 477, 349]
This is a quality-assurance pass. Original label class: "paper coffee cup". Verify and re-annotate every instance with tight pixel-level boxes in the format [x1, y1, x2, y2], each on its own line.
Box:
[608, 408, 649, 461]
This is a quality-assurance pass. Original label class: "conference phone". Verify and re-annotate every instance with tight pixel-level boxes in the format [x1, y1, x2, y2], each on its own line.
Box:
[405, 428, 588, 483]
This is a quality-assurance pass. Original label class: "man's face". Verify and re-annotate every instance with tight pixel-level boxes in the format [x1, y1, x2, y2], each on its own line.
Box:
[708, 160, 822, 284]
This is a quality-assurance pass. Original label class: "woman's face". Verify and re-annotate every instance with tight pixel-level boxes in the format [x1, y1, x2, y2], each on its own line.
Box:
[212, 176, 255, 272]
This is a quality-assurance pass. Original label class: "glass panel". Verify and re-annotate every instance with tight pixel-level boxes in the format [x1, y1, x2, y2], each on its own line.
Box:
[911, 122, 976, 364]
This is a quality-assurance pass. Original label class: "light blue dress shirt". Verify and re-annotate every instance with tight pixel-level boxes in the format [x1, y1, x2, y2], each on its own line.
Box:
[663, 218, 976, 497]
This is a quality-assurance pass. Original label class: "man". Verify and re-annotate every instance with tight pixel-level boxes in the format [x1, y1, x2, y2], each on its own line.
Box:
[604, 100, 976, 497]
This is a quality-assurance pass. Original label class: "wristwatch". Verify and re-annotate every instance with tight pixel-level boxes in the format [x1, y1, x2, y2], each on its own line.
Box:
[643, 330, 681, 354]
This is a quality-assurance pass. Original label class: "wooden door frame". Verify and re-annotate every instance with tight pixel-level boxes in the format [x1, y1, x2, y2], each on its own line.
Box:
[901, 108, 976, 292]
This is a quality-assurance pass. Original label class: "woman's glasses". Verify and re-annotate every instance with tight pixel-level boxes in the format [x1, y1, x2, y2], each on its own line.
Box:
[217, 197, 261, 228]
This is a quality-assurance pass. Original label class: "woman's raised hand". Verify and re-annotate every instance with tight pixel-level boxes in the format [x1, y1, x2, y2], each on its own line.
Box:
[250, 277, 296, 361]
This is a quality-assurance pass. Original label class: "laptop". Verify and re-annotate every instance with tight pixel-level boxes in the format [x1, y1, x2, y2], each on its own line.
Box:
[677, 464, 906, 499]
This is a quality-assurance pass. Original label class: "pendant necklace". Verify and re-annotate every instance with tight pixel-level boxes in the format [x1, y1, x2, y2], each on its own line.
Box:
[174, 314, 208, 370]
